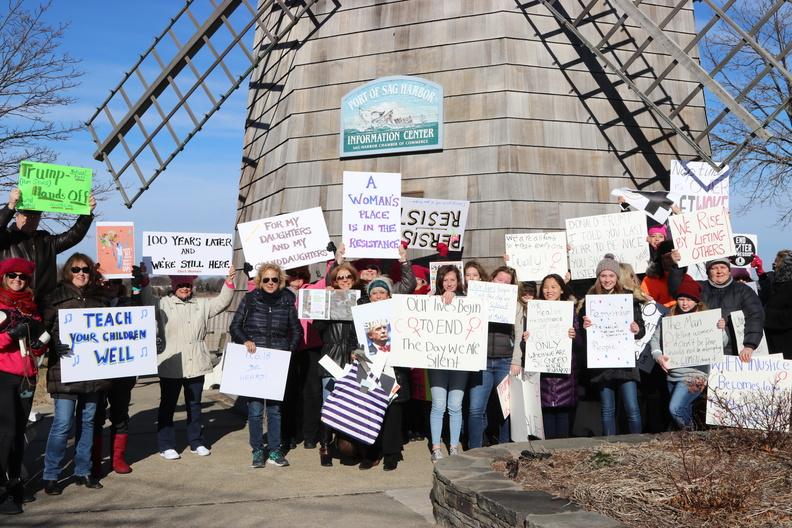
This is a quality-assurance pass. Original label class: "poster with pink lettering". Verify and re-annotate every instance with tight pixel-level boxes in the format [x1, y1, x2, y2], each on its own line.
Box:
[668, 207, 736, 267]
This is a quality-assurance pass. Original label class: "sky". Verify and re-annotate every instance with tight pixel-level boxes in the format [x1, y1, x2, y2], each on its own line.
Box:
[29, 1, 791, 269]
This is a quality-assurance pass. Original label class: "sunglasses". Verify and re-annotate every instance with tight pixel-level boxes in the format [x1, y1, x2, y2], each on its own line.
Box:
[260, 277, 279, 284]
[71, 266, 91, 274]
[335, 274, 353, 281]
[5, 272, 30, 281]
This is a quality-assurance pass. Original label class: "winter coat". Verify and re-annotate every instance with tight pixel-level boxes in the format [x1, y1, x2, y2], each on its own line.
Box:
[229, 288, 302, 351]
[151, 283, 234, 379]
[764, 280, 792, 359]
[540, 317, 581, 408]
[43, 282, 111, 395]
[313, 317, 359, 378]
[0, 295, 47, 377]
[642, 260, 685, 308]
[699, 279, 764, 354]
[0, 206, 94, 304]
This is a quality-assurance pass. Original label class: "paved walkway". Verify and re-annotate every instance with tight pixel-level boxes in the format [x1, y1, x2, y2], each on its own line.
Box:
[20, 379, 435, 527]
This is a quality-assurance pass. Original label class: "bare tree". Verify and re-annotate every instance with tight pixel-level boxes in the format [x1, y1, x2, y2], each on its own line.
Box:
[0, 0, 82, 187]
[701, 1, 792, 223]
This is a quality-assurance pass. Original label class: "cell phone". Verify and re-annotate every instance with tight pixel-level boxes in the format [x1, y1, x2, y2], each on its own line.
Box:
[20, 389, 33, 399]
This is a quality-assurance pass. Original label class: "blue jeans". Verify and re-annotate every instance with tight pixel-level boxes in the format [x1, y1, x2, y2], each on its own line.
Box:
[599, 381, 641, 436]
[467, 357, 511, 448]
[248, 398, 282, 452]
[668, 380, 703, 429]
[429, 369, 468, 447]
[43, 397, 97, 480]
[158, 376, 205, 451]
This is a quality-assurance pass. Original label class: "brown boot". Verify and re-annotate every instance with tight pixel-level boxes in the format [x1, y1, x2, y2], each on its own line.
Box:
[91, 433, 104, 478]
[111, 433, 132, 474]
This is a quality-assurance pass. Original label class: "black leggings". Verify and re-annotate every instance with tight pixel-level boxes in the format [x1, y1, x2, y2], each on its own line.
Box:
[0, 371, 35, 486]
[94, 377, 136, 434]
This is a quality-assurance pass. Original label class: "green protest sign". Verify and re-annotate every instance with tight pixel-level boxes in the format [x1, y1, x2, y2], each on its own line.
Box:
[17, 161, 93, 215]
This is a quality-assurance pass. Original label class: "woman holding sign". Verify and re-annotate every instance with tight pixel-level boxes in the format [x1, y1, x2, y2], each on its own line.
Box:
[429, 265, 468, 462]
[580, 254, 646, 436]
[41, 253, 110, 494]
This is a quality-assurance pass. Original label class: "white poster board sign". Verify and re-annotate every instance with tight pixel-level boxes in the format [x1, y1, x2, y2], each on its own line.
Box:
[237, 207, 331, 269]
[59, 306, 157, 382]
[429, 261, 464, 294]
[566, 211, 649, 279]
[668, 207, 736, 267]
[142, 231, 233, 276]
[390, 294, 487, 371]
[707, 355, 792, 430]
[670, 160, 729, 213]
[466, 281, 518, 324]
[504, 232, 567, 282]
[220, 343, 292, 401]
[496, 375, 510, 419]
[401, 197, 469, 251]
[342, 171, 401, 259]
[523, 300, 574, 374]
[731, 309, 770, 356]
[297, 289, 360, 320]
[351, 299, 395, 356]
[509, 373, 544, 440]
[586, 294, 635, 368]
[609, 188, 681, 224]
[662, 310, 724, 369]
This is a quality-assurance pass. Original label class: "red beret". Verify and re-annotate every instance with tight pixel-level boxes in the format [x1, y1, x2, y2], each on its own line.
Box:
[0, 258, 35, 277]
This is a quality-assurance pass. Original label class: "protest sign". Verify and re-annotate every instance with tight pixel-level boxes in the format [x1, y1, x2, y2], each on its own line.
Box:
[142, 231, 233, 276]
[566, 211, 649, 279]
[504, 232, 567, 281]
[662, 310, 724, 369]
[731, 309, 770, 356]
[668, 207, 735, 267]
[298, 289, 360, 321]
[59, 306, 157, 382]
[496, 375, 510, 419]
[401, 197, 469, 251]
[96, 222, 134, 279]
[523, 300, 573, 374]
[351, 299, 394, 353]
[510, 373, 544, 440]
[466, 281, 517, 324]
[390, 294, 487, 371]
[636, 302, 663, 373]
[707, 355, 792, 430]
[342, 171, 401, 259]
[429, 261, 464, 294]
[731, 233, 758, 268]
[238, 207, 331, 269]
[670, 160, 729, 213]
[17, 161, 92, 215]
[610, 188, 681, 224]
[586, 294, 635, 368]
[219, 343, 292, 401]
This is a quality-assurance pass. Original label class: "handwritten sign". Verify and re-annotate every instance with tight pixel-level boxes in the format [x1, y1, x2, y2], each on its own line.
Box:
[523, 300, 573, 374]
[401, 197, 469, 251]
[662, 310, 723, 369]
[510, 373, 544, 440]
[731, 233, 758, 268]
[586, 294, 635, 368]
[297, 289, 360, 321]
[17, 161, 92, 215]
[342, 171, 401, 259]
[670, 160, 729, 214]
[219, 343, 291, 400]
[59, 306, 157, 382]
[731, 309, 770, 356]
[636, 302, 663, 373]
[566, 211, 649, 279]
[238, 207, 331, 269]
[707, 355, 792, 430]
[142, 231, 232, 276]
[466, 281, 518, 324]
[496, 375, 510, 419]
[351, 299, 394, 352]
[429, 261, 464, 294]
[668, 207, 735, 267]
[505, 232, 567, 281]
[96, 222, 134, 279]
[390, 294, 487, 371]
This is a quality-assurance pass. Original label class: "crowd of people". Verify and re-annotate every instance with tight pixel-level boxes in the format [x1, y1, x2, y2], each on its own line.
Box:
[0, 186, 790, 517]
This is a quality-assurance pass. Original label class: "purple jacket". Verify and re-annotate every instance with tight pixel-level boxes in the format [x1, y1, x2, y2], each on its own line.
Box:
[540, 317, 581, 408]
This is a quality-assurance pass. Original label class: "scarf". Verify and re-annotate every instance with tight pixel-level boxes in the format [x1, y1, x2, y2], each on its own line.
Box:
[707, 277, 733, 289]
[0, 287, 37, 316]
[256, 288, 282, 306]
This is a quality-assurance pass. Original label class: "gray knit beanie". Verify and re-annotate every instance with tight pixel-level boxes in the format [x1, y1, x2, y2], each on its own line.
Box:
[705, 257, 731, 272]
[595, 253, 620, 277]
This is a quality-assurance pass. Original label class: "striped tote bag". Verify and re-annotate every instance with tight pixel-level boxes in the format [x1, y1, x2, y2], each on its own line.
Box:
[320, 362, 389, 445]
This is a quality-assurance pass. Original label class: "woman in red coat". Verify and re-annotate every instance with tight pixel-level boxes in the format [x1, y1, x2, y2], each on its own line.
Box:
[0, 258, 48, 515]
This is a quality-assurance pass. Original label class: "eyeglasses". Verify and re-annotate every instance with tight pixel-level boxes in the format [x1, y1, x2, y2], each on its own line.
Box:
[5, 272, 30, 281]
[260, 277, 279, 284]
[335, 274, 353, 281]
[71, 266, 91, 274]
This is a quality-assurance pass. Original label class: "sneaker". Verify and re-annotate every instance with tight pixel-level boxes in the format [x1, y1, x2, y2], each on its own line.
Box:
[431, 447, 444, 463]
[159, 449, 181, 460]
[251, 448, 266, 468]
[267, 450, 290, 467]
[449, 445, 460, 456]
[190, 446, 211, 457]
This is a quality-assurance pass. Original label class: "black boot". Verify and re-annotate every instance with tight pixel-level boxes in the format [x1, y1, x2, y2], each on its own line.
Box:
[0, 493, 22, 515]
[43, 480, 62, 496]
[319, 445, 333, 467]
[8, 481, 34, 504]
[75, 475, 103, 489]
[383, 454, 399, 471]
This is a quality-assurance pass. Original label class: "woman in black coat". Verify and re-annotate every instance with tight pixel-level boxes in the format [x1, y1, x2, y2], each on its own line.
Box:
[764, 253, 792, 359]
[229, 262, 302, 469]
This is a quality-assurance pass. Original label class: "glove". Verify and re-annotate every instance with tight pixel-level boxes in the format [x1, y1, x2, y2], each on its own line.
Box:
[131, 264, 150, 289]
[54, 343, 71, 357]
[326, 241, 337, 253]
[750, 255, 765, 275]
[436, 242, 449, 257]
[243, 262, 254, 276]
[6, 322, 30, 340]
